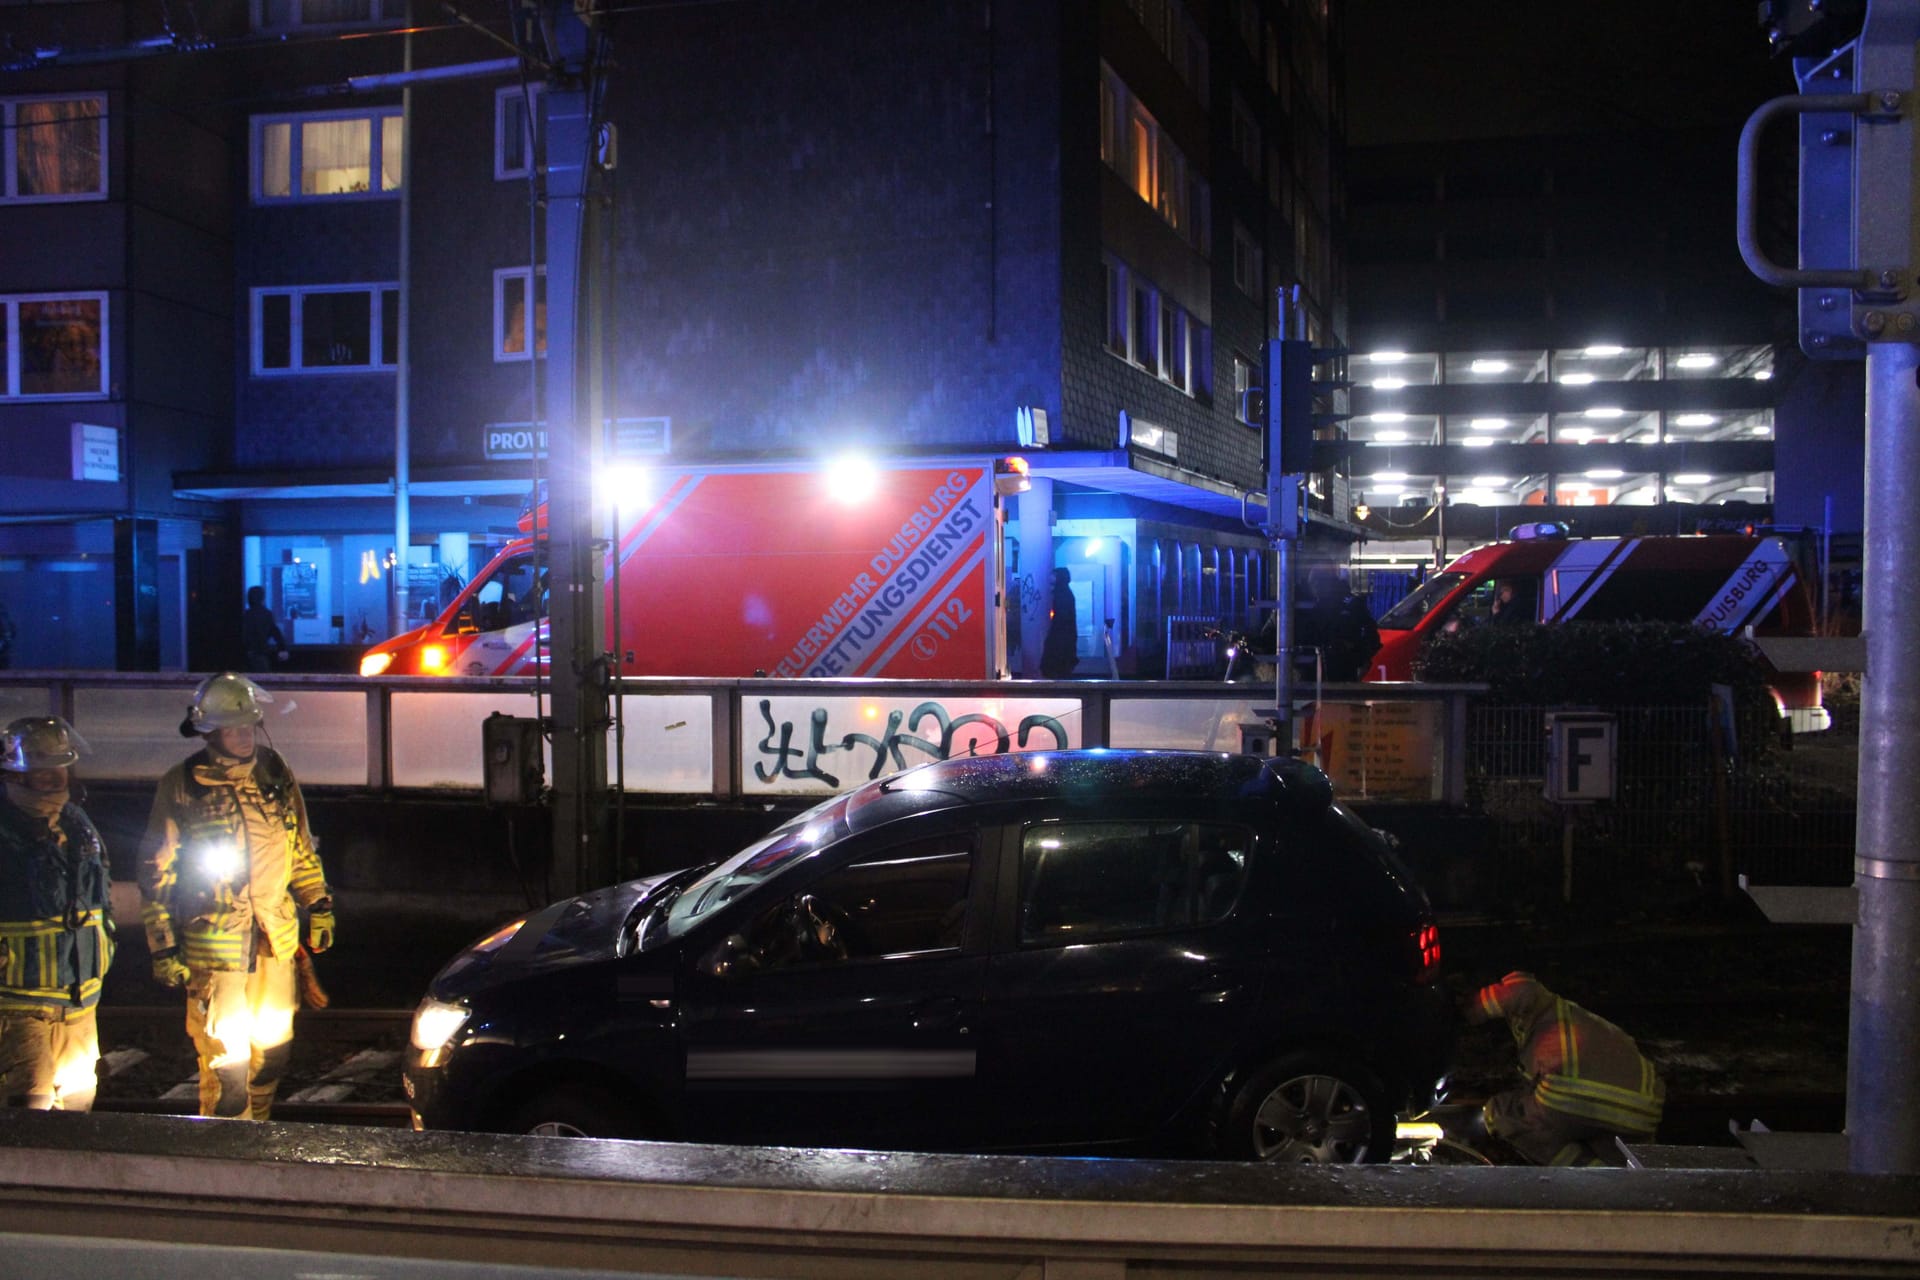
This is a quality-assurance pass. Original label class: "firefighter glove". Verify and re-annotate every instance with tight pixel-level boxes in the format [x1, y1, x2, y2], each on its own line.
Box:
[150, 949, 190, 988]
[307, 900, 336, 954]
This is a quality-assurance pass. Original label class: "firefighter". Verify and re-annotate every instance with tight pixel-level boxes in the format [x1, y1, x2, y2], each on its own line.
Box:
[0, 716, 114, 1111]
[1464, 970, 1665, 1167]
[139, 672, 335, 1120]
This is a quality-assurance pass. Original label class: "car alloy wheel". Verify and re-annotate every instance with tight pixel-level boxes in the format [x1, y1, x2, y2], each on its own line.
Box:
[1220, 1052, 1393, 1163]
[1250, 1072, 1377, 1162]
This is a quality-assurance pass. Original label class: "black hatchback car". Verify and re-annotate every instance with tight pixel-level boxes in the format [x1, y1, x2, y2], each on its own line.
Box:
[404, 750, 1452, 1162]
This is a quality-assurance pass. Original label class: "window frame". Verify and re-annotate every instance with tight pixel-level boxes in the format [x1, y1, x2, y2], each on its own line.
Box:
[493, 266, 548, 362]
[1, 290, 110, 400]
[251, 106, 404, 204]
[249, 283, 399, 376]
[1015, 819, 1253, 949]
[494, 83, 544, 181]
[1232, 222, 1264, 300]
[1, 94, 107, 204]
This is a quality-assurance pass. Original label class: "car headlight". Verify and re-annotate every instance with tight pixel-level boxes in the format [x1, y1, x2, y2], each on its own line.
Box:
[359, 651, 394, 677]
[410, 998, 471, 1067]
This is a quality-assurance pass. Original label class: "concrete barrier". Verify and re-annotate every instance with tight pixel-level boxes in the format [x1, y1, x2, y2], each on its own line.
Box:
[0, 1111, 1914, 1277]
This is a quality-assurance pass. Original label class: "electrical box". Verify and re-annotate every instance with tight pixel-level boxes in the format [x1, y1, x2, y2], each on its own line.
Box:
[483, 713, 545, 806]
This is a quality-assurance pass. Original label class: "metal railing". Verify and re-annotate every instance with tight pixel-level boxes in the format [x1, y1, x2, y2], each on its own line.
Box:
[1465, 703, 1856, 902]
[0, 671, 1479, 807]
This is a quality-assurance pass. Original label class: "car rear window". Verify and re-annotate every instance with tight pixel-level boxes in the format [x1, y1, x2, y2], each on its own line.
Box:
[1018, 821, 1250, 946]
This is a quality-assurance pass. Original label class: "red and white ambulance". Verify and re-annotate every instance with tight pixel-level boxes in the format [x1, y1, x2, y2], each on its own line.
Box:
[358, 461, 1008, 680]
[1366, 525, 1829, 731]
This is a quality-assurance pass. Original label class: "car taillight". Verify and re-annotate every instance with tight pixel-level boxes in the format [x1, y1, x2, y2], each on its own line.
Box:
[1411, 923, 1441, 984]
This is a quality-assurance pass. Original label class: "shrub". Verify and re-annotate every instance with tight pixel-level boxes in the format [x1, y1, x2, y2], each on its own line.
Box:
[1413, 619, 1777, 717]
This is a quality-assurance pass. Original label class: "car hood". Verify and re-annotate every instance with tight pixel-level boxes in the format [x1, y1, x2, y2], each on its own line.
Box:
[429, 870, 682, 1000]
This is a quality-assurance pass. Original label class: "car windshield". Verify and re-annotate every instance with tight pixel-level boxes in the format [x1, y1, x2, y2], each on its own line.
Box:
[652, 791, 855, 943]
[1377, 572, 1468, 631]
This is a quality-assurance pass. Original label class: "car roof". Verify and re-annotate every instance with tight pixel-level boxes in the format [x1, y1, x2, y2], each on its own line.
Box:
[843, 749, 1333, 832]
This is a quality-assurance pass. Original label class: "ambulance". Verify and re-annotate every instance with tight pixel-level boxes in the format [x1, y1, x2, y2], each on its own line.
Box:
[1365, 524, 1830, 731]
[359, 460, 1020, 681]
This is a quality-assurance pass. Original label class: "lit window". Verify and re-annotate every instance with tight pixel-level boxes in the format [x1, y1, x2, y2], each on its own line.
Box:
[253, 108, 403, 202]
[494, 267, 548, 361]
[495, 83, 543, 181]
[251, 284, 399, 375]
[1, 293, 108, 398]
[1099, 64, 1199, 249]
[2, 96, 106, 202]
[1233, 354, 1258, 425]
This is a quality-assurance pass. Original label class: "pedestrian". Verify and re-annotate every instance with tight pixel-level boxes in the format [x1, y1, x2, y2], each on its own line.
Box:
[1462, 970, 1665, 1166]
[1040, 567, 1078, 678]
[241, 586, 289, 673]
[0, 716, 114, 1111]
[1302, 568, 1381, 681]
[138, 672, 335, 1121]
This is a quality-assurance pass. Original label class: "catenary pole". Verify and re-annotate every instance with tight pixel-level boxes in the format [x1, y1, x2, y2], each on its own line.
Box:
[539, 4, 610, 896]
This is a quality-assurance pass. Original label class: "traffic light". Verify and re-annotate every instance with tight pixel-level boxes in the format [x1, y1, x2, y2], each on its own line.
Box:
[1266, 337, 1315, 477]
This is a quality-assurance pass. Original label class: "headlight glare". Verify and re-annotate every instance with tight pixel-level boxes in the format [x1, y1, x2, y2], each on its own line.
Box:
[360, 651, 394, 677]
[410, 998, 471, 1063]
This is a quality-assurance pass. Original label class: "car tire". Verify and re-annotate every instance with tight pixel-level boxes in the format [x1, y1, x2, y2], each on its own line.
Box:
[504, 1081, 644, 1139]
[1218, 1052, 1394, 1164]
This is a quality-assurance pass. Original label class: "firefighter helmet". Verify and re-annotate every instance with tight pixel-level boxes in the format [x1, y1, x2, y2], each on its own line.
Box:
[187, 672, 272, 732]
[0, 716, 89, 772]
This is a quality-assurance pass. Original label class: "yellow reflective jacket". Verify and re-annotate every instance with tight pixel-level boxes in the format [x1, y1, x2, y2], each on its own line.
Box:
[1470, 971, 1665, 1137]
[138, 747, 329, 972]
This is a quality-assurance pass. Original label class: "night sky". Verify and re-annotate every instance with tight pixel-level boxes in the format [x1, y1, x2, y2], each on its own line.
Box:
[1344, 1, 1799, 146]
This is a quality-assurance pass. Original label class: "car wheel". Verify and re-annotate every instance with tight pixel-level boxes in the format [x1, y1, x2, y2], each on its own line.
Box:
[1219, 1053, 1394, 1164]
[504, 1082, 643, 1139]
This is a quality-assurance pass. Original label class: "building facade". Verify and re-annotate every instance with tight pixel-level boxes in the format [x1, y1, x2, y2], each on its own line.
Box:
[1, 0, 1351, 676]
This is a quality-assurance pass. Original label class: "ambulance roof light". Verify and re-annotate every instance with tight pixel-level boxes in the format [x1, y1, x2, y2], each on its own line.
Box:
[994, 455, 1031, 496]
[1508, 521, 1570, 541]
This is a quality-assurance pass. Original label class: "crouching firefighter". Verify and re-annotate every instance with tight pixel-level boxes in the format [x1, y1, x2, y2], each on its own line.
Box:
[0, 717, 114, 1110]
[138, 673, 335, 1120]
[1465, 970, 1665, 1167]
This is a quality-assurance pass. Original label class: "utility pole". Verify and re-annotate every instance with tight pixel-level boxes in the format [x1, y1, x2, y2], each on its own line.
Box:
[1743, 0, 1920, 1175]
[532, 1, 612, 895]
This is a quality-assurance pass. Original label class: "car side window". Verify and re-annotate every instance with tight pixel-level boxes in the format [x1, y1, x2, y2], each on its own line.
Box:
[737, 834, 974, 972]
[1018, 821, 1249, 947]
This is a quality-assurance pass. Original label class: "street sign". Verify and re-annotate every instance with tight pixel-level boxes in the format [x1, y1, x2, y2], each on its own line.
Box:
[1545, 712, 1616, 803]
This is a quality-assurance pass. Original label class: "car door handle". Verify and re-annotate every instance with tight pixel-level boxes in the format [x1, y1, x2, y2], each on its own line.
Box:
[912, 996, 967, 1032]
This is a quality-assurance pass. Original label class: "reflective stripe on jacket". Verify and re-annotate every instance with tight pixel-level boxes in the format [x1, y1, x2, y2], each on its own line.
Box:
[0, 796, 114, 1014]
[1475, 972, 1665, 1136]
[139, 747, 328, 972]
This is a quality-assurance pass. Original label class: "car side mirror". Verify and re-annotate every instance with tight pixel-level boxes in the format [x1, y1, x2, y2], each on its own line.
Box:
[451, 608, 478, 636]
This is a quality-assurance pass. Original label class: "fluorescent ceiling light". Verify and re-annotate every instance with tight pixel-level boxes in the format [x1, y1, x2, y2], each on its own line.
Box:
[1370, 484, 1407, 497]
[1374, 377, 1407, 390]
[1587, 468, 1624, 479]
[1373, 411, 1408, 423]
[1673, 472, 1713, 484]
[1463, 436, 1497, 448]
[1585, 406, 1625, 419]
[1675, 353, 1718, 369]
[1472, 475, 1509, 485]
[1560, 427, 1593, 443]
[1738, 485, 1770, 492]
[1584, 344, 1625, 357]
[1373, 470, 1408, 483]
[1752, 425, 1772, 436]
[1373, 430, 1408, 443]
[1674, 413, 1715, 427]
[1560, 372, 1596, 386]
[1368, 351, 1408, 363]
[1754, 369, 1774, 381]
[1470, 359, 1509, 374]
[1470, 417, 1508, 429]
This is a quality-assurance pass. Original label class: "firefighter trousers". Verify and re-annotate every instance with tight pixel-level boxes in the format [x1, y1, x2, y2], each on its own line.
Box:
[1484, 1086, 1652, 1167]
[186, 954, 296, 1120]
[0, 1006, 98, 1111]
